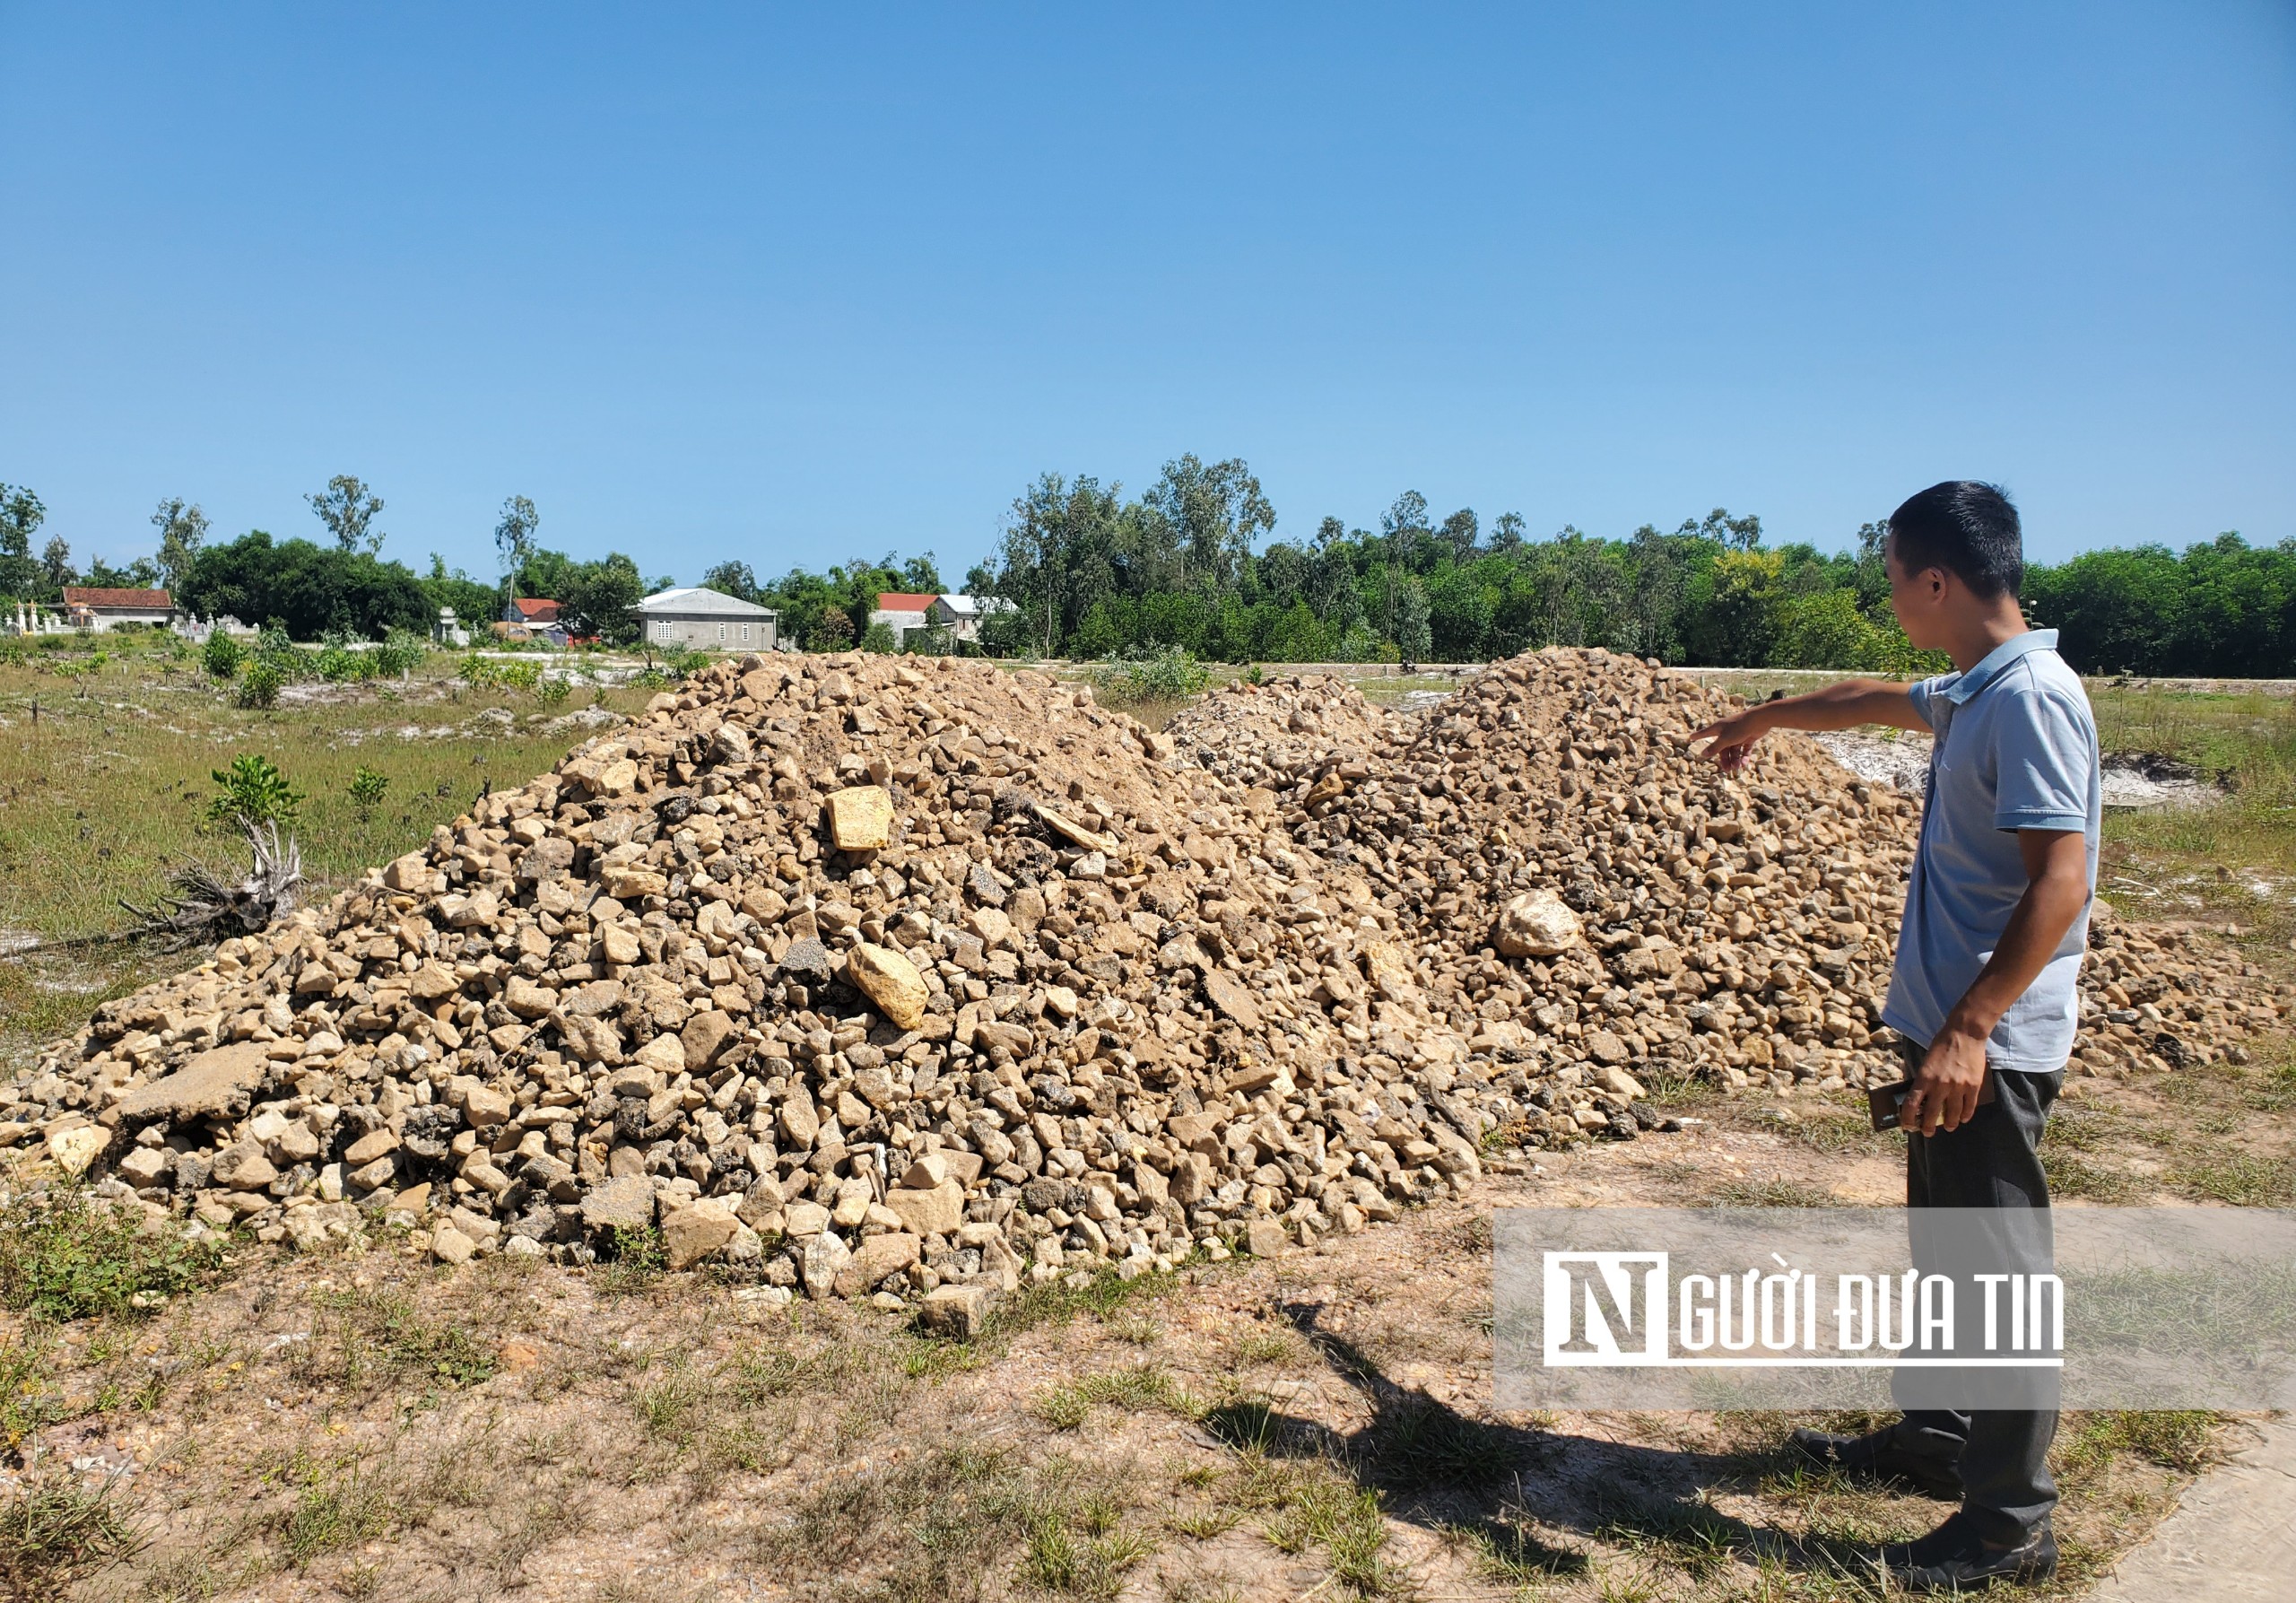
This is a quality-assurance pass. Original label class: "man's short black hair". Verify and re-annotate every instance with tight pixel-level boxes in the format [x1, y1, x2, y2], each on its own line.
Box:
[1886, 481, 2022, 599]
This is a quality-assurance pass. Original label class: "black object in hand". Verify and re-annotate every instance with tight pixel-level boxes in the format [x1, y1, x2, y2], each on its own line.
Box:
[1867, 1075, 1997, 1132]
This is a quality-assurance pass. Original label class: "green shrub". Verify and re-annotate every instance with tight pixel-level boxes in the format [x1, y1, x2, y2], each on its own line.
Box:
[535, 673, 571, 707]
[860, 621, 898, 654]
[494, 658, 541, 693]
[207, 753, 304, 828]
[372, 629, 425, 675]
[0, 1190, 226, 1322]
[1095, 646, 1209, 706]
[314, 644, 370, 683]
[347, 766, 389, 811]
[235, 658, 283, 709]
[457, 651, 494, 689]
[202, 631, 244, 679]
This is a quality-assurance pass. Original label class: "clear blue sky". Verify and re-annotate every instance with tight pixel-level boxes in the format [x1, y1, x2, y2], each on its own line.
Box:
[4, 4, 2291, 584]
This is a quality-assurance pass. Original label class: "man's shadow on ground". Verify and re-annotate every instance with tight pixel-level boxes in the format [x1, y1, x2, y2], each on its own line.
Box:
[1192, 1291, 1912, 1586]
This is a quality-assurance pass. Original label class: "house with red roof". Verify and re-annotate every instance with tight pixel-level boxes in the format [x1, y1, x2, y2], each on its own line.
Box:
[62, 587, 173, 630]
[500, 597, 570, 645]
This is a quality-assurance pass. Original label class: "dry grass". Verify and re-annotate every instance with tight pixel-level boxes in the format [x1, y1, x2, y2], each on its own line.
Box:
[0, 637, 651, 1065]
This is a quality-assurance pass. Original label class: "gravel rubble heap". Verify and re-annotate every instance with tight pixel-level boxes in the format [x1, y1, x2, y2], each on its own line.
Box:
[6, 647, 2285, 1314]
[1164, 673, 1402, 794]
[6, 656, 1539, 1317]
[1229, 646, 2291, 1100]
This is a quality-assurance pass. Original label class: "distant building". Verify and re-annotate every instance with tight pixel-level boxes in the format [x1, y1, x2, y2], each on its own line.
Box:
[61, 587, 173, 630]
[434, 607, 470, 649]
[930, 593, 1015, 644]
[637, 587, 779, 651]
[869, 591, 1015, 649]
[867, 592, 938, 644]
[500, 598, 570, 647]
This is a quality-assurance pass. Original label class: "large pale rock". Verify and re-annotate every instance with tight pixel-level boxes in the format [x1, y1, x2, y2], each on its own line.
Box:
[115, 1040, 271, 1123]
[800, 1231, 852, 1299]
[45, 1125, 107, 1178]
[1592, 1063, 1647, 1101]
[835, 1231, 920, 1297]
[884, 1179, 964, 1237]
[594, 758, 640, 797]
[847, 943, 927, 1030]
[502, 978, 557, 1019]
[778, 1093, 822, 1149]
[826, 786, 894, 850]
[661, 1199, 741, 1269]
[918, 1282, 995, 1339]
[1034, 804, 1115, 853]
[1200, 970, 1264, 1031]
[634, 1034, 688, 1078]
[342, 1128, 399, 1166]
[211, 1142, 278, 1192]
[382, 852, 440, 893]
[1496, 888, 1583, 958]
[580, 1175, 657, 1233]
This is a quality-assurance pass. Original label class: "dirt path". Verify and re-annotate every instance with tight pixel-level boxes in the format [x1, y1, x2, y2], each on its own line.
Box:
[2086, 1417, 2296, 1602]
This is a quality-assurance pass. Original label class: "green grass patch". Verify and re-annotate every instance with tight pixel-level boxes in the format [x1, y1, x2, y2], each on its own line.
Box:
[0, 1468, 150, 1596]
[2167, 1151, 2295, 1206]
[2040, 1148, 2147, 1203]
[268, 1450, 400, 1567]
[1033, 1362, 1204, 1430]
[0, 1189, 227, 1321]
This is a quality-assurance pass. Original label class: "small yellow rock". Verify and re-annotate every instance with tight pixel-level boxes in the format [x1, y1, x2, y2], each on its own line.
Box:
[826, 786, 894, 850]
[847, 941, 928, 1030]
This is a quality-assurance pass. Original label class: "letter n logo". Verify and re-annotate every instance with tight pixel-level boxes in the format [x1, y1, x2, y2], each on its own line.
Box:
[1544, 1252, 1668, 1365]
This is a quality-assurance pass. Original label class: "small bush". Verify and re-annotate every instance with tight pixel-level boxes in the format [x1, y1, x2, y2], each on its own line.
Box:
[535, 673, 571, 707]
[372, 629, 425, 675]
[860, 621, 898, 654]
[347, 766, 389, 810]
[1095, 646, 1209, 707]
[252, 624, 304, 677]
[0, 1191, 225, 1322]
[208, 753, 304, 829]
[315, 632, 376, 683]
[201, 631, 245, 678]
[236, 658, 283, 708]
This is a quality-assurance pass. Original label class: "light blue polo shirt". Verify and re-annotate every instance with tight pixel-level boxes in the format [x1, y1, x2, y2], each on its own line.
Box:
[1881, 629, 2101, 1071]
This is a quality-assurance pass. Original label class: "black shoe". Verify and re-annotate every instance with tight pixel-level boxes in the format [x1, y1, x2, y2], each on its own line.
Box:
[1877, 1512, 2057, 1591]
[1789, 1426, 1962, 1499]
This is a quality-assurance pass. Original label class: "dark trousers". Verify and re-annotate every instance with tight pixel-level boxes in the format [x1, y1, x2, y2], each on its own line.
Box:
[1889, 1050, 2063, 1545]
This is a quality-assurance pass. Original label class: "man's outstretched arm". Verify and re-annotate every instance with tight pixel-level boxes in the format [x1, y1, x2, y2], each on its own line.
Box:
[1689, 680, 1930, 774]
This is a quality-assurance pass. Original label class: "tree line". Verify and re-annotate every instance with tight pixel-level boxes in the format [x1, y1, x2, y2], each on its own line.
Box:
[5, 461, 2291, 676]
[0, 479, 662, 646]
[966, 456, 2296, 677]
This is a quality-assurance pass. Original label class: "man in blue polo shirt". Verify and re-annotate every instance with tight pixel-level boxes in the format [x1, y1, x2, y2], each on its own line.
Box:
[1692, 481, 2099, 1591]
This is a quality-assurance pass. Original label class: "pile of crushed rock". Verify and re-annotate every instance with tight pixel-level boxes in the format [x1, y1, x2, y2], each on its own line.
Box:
[4, 648, 2284, 1320]
[1200, 650, 2289, 1098]
[7, 656, 1516, 1324]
